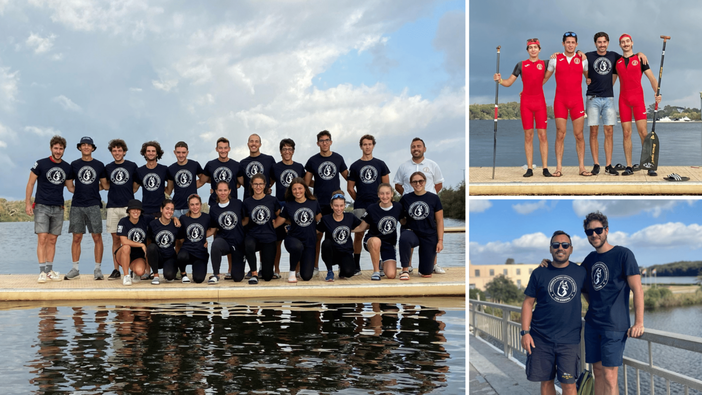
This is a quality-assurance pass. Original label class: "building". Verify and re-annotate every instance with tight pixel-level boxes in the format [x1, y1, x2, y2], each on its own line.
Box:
[468, 261, 540, 291]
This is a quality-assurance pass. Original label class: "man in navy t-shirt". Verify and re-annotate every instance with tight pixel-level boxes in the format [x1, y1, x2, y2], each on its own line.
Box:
[134, 141, 170, 219]
[25, 135, 73, 283]
[166, 141, 205, 218]
[581, 211, 644, 395]
[239, 134, 276, 200]
[201, 137, 242, 206]
[522, 230, 586, 395]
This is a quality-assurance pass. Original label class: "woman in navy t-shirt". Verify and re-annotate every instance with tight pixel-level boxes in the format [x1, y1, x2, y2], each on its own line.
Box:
[146, 199, 180, 284]
[399, 171, 444, 279]
[281, 178, 321, 283]
[115, 199, 149, 286]
[317, 190, 362, 280]
[176, 194, 214, 284]
[209, 181, 246, 283]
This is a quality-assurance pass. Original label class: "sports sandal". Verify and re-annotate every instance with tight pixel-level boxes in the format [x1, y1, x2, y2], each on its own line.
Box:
[371, 272, 381, 281]
[664, 173, 690, 182]
[248, 275, 259, 285]
[605, 165, 619, 176]
[615, 163, 626, 170]
[621, 167, 634, 176]
[400, 271, 410, 281]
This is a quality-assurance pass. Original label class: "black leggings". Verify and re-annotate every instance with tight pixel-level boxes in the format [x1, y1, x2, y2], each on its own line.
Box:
[284, 236, 315, 281]
[399, 229, 437, 276]
[146, 244, 177, 279]
[321, 239, 355, 278]
[176, 250, 208, 283]
[211, 237, 246, 282]
[244, 236, 276, 281]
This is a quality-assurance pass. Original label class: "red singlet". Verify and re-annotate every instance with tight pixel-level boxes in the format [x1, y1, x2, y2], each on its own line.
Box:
[616, 55, 647, 122]
[519, 59, 548, 130]
[553, 53, 585, 120]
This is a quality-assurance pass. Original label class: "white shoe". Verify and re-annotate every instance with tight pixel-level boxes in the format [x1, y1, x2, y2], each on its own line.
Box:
[131, 272, 141, 283]
[182, 274, 191, 284]
[47, 271, 62, 281]
[208, 275, 219, 284]
[123, 276, 132, 286]
[38, 272, 47, 283]
[151, 276, 161, 285]
[433, 264, 446, 274]
[313, 267, 319, 277]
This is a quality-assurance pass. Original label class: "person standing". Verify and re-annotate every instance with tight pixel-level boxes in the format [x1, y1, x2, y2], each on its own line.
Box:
[494, 38, 552, 177]
[104, 139, 138, 280]
[166, 141, 205, 218]
[65, 136, 108, 280]
[134, 141, 170, 220]
[239, 134, 276, 200]
[25, 135, 73, 283]
[201, 137, 242, 206]
[348, 134, 390, 274]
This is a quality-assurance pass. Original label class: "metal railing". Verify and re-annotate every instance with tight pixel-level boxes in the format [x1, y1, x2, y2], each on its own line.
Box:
[469, 299, 702, 395]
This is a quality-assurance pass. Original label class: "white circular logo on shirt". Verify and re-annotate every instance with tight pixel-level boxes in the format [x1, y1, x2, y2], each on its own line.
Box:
[377, 216, 397, 235]
[245, 161, 264, 178]
[128, 227, 146, 243]
[293, 208, 315, 227]
[155, 230, 175, 248]
[186, 223, 205, 242]
[632, 60, 639, 66]
[213, 167, 233, 183]
[280, 169, 298, 187]
[318, 161, 337, 181]
[408, 201, 430, 220]
[360, 165, 378, 184]
[175, 169, 193, 188]
[251, 205, 271, 225]
[77, 166, 97, 185]
[46, 167, 67, 185]
[574, 58, 581, 65]
[218, 211, 238, 230]
[591, 262, 609, 291]
[594, 57, 613, 75]
[332, 226, 351, 245]
[143, 173, 162, 192]
[537, 63, 543, 70]
[110, 167, 130, 185]
[548, 275, 578, 303]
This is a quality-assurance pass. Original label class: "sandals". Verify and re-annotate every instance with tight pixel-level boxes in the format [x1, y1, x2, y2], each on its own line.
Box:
[614, 163, 626, 170]
[621, 167, 634, 176]
[248, 275, 259, 285]
[552, 170, 562, 177]
[272, 272, 281, 280]
[664, 173, 690, 182]
[420, 273, 433, 278]
[579, 170, 593, 177]
[400, 271, 410, 281]
[371, 272, 381, 281]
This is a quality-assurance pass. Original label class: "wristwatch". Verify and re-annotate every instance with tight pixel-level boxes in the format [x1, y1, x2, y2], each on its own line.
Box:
[520, 329, 530, 336]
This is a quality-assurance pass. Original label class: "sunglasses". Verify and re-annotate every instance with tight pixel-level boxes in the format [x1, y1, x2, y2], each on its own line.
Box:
[410, 179, 425, 185]
[585, 227, 605, 236]
[564, 31, 577, 37]
[551, 242, 571, 249]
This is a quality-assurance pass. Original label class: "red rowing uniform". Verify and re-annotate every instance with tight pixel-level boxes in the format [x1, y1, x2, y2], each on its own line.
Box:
[552, 53, 585, 120]
[615, 55, 649, 122]
[513, 59, 548, 130]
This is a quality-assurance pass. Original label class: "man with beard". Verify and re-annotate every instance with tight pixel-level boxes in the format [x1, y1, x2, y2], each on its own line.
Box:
[134, 141, 170, 220]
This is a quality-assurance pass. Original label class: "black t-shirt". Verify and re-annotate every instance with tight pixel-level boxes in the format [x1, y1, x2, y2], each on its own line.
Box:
[271, 161, 305, 201]
[135, 164, 168, 214]
[147, 218, 179, 258]
[585, 51, 621, 97]
[240, 153, 276, 199]
[70, 158, 106, 207]
[243, 195, 280, 243]
[280, 199, 321, 246]
[105, 160, 138, 208]
[31, 157, 73, 206]
[178, 213, 211, 260]
[317, 212, 361, 254]
[209, 199, 246, 247]
[348, 157, 390, 209]
[305, 152, 348, 206]
[168, 160, 204, 210]
[400, 192, 443, 237]
[361, 202, 403, 245]
[117, 216, 149, 244]
[203, 158, 242, 200]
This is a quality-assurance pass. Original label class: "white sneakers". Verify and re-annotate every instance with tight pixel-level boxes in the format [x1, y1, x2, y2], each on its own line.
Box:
[123, 275, 132, 286]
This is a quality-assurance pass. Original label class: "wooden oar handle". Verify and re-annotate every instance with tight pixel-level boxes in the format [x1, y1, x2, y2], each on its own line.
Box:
[660, 35, 671, 41]
[497, 45, 501, 52]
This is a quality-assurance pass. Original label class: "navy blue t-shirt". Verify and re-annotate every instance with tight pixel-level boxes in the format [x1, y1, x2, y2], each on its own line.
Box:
[348, 158, 390, 209]
[305, 152, 347, 206]
[209, 199, 246, 247]
[116, 216, 149, 244]
[240, 153, 276, 199]
[168, 160, 204, 210]
[524, 262, 587, 344]
[147, 218, 178, 258]
[70, 158, 106, 207]
[271, 161, 305, 201]
[203, 158, 241, 200]
[243, 195, 281, 243]
[400, 192, 443, 237]
[280, 199, 321, 246]
[583, 246, 640, 331]
[178, 213, 211, 260]
[585, 51, 621, 97]
[361, 202, 403, 245]
[317, 213, 361, 254]
[31, 157, 73, 206]
[105, 160, 138, 208]
[135, 164, 169, 214]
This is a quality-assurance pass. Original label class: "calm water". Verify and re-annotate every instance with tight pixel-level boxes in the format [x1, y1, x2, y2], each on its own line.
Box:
[469, 120, 702, 167]
[0, 299, 466, 394]
[641, 276, 699, 285]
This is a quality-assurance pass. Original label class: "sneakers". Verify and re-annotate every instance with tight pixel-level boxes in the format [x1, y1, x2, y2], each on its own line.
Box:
[131, 272, 141, 283]
[181, 274, 191, 284]
[151, 276, 161, 285]
[224, 273, 232, 280]
[605, 165, 619, 176]
[94, 268, 104, 280]
[379, 261, 385, 277]
[107, 269, 121, 280]
[433, 264, 446, 274]
[325, 270, 334, 282]
[208, 275, 219, 284]
[523, 168, 533, 177]
[64, 268, 80, 280]
[47, 270, 62, 281]
[591, 164, 600, 175]
[353, 269, 362, 276]
[313, 267, 319, 277]
[123, 276, 132, 286]
[38, 272, 47, 283]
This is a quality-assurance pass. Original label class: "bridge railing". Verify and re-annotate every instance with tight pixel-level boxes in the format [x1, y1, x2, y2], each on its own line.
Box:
[469, 298, 702, 394]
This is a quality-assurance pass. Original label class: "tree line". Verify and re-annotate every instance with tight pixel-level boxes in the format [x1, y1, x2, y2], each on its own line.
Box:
[470, 102, 702, 121]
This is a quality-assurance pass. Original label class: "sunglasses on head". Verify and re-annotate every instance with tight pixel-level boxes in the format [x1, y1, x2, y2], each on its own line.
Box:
[585, 227, 605, 236]
[564, 31, 577, 37]
[551, 242, 571, 249]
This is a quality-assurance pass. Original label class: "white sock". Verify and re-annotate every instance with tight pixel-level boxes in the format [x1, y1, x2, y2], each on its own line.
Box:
[72, 262, 80, 270]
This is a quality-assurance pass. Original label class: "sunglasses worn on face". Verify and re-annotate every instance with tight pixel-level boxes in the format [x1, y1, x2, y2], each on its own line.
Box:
[551, 242, 571, 249]
[585, 227, 605, 236]
[411, 179, 425, 185]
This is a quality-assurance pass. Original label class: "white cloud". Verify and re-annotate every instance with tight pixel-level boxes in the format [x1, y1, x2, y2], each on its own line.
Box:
[152, 79, 178, 92]
[628, 223, 702, 249]
[433, 10, 465, 85]
[470, 200, 492, 213]
[573, 200, 682, 218]
[129, 87, 142, 92]
[0, 65, 20, 111]
[50, 53, 64, 61]
[25, 126, 61, 137]
[52, 95, 82, 112]
[512, 200, 549, 215]
[26, 32, 56, 54]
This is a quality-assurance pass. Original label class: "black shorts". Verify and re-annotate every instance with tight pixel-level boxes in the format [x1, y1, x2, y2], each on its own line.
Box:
[115, 245, 146, 262]
[525, 332, 580, 384]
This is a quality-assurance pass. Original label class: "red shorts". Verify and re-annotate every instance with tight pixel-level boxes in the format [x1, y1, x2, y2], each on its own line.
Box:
[554, 95, 584, 120]
[618, 92, 647, 122]
[520, 96, 548, 130]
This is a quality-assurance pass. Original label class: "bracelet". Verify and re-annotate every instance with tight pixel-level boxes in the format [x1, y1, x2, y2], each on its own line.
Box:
[498, 78, 503, 85]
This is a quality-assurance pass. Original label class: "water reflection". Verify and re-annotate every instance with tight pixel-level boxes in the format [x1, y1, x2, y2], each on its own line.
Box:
[19, 301, 464, 394]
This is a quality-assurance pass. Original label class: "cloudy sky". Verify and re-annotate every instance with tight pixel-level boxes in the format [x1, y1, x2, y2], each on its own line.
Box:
[469, 199, 702, 268]
[469, 0, 702, 108]
[0, 0, 465, 202]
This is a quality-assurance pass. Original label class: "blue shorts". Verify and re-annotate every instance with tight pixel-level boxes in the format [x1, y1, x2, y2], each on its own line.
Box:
[526, 332, 580, 384]
[586, 96, 616, 127]
[584, 320, 627, 367]
[363, 234, 397, 262]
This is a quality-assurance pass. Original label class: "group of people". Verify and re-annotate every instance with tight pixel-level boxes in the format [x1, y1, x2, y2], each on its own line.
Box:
[25, 132, 447, 287]
[494, 31, 661, 178]
[521, 211, 644, 395]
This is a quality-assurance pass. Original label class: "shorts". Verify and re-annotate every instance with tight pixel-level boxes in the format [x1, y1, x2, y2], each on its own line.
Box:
[69, 206, 103, 234]
[618, 92, 647, 123]
[115, 245, 146, 262]
[554, 95, 585, 120]
[520, 96, 548, 130]
[586, 96, 617, 126]
[320, 204, 333, 216]
[352, 208, 366, 221]
[584, 320, 627, 367]
[363, 233, 397, 262]
[106, 207, 128, 234]
[525, 332, 580, 384]
[34, 204, 64, 235]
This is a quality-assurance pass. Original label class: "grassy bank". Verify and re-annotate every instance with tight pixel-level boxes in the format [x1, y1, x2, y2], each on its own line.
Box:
[644, 285, 702, 309]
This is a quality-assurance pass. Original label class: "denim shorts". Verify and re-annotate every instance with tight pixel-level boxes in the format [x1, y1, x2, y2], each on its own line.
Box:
[584, 320, 628, 367]
[34, 204, 64, 235]
[586, 96, 616, 127]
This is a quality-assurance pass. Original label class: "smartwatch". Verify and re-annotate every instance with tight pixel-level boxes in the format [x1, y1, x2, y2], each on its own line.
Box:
[520, 329, 530, 336]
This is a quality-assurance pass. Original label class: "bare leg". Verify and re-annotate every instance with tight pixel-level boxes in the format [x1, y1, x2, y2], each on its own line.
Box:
[540, 380, 557, 395]
[72, 233, 83, 262]
[91, 233, 103, 264]
[555, 118, 567, 173]
[367, 237, 381, 272]
[561, 382, 577, 395]
[589, 125, 600, 165]
[314, 233, 323, 270]
[130, 258, 147, 277]
[118, 245, 131, 275]
[593, 361, 620, 395]
[536, 128, 548, 169]
[46, 234, 58, 263]
[274, 240, 282, 274]
[524, 128, 534, 169]
[572, 116, 587, 173]
[37, 233, 49, 263]
[622, 122, 633, 167]
[634, 119, 648, 144]
[604, 125, 614, 166]
[111, 234, 121, 269]
[384, 260, 397, 279]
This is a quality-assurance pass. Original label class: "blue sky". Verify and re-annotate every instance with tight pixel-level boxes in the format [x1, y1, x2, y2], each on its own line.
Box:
[469, 199, 702, 268]
[0, 0, 465, 202]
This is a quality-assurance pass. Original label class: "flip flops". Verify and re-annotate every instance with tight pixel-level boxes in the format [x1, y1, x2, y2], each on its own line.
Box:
[664, 173, 690, 182]
[579, 170, 593, 177]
